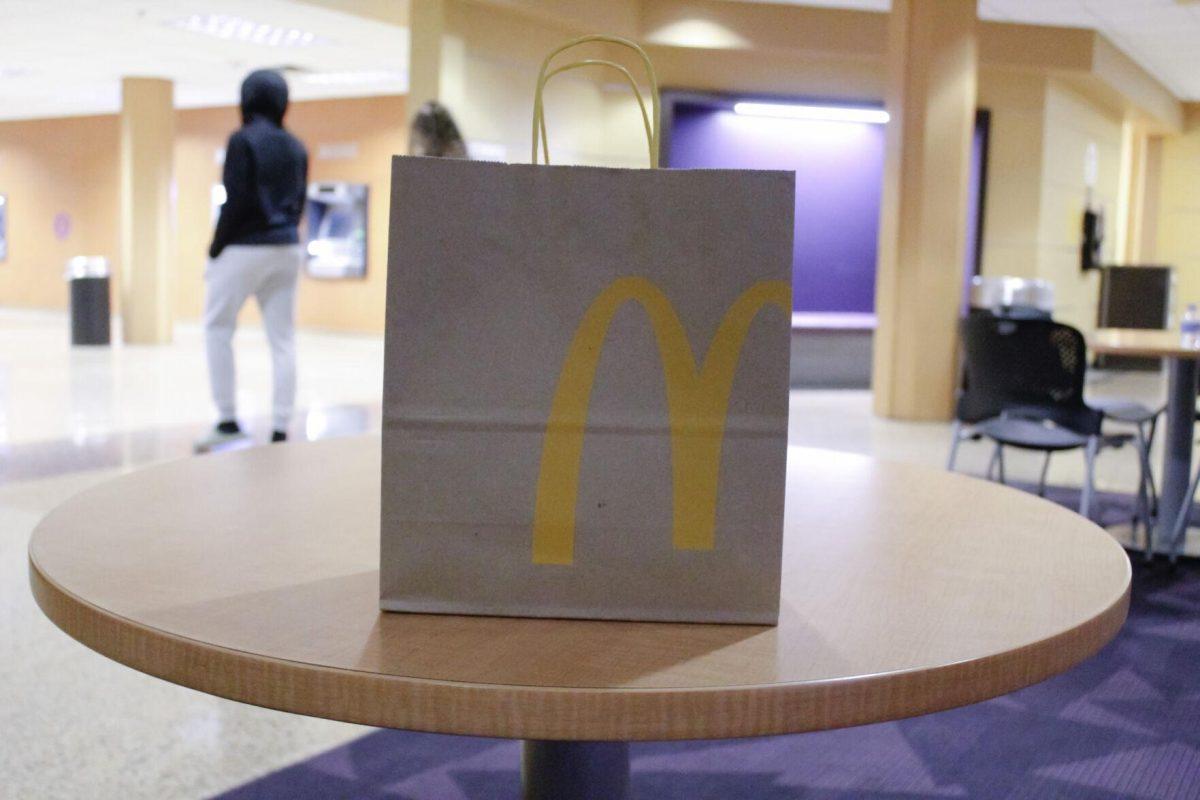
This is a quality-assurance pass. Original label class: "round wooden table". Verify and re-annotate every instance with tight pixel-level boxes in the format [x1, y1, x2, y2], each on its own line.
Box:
[30, 437, 1130, 799]
[1090, 328, 1196, 560]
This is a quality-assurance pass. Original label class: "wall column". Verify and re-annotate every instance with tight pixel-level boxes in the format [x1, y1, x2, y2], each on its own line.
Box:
[1116, 119, 1155, 265]
[407, 0, 465, 142]
[871, 0, 978, 420]
[1138, 135, 1163, 264]
[119, 77, 175, 344]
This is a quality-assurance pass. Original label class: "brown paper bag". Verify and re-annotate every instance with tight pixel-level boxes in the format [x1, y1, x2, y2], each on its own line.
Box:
[381, 37, 794, 623]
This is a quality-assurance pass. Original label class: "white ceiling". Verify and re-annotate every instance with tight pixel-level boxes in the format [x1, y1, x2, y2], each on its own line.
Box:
[0, 0, 1195, 123]
[745, 0, 1200, 101]
[981, 0, 1200, 100]
[0, 0, 409, 121]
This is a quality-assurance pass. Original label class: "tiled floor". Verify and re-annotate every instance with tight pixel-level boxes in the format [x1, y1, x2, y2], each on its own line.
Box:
[1, 312, 384, 800]
[0, 310, 1181, 798]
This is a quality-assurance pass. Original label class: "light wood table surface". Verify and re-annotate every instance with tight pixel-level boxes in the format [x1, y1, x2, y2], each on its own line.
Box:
[30, 436, 1130, 798]
[1091, 327, 1198, 560]
[1090, 328, 1200, 360]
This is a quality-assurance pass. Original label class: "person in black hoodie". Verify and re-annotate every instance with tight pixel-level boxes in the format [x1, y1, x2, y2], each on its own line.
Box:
[195, 69, 309, 453]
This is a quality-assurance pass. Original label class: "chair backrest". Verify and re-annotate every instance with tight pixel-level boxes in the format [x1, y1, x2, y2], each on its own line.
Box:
[956, 314, 1102, 434]
[997, 305, 1053, 321]
[967, 305, 1053, 321]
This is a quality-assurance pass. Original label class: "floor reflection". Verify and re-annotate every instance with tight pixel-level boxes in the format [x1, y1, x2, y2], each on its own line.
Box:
[0, 403, 380, 484]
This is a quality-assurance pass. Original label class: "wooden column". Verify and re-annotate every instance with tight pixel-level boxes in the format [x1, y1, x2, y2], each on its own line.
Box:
[1117, 120, 1147, 264]
[408, 0, 447, 117]
[1137, 135, 1163, 263]
[872, 0, 978, 420]
[407, 0, 466, 142]
[119, 77, 175, 344]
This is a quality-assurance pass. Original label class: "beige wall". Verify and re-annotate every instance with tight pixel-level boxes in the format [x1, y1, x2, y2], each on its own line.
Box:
[977, 70, 1046, 282]
[1035, 79, 1122, 333]
[0, 115, 119, 309]
[474, 0, 639, 36]
[442, 0, 647, 167]
[1156, 105, 1200, 313]
[0, 95, 405, 333]
[976, 72, 1124, 335]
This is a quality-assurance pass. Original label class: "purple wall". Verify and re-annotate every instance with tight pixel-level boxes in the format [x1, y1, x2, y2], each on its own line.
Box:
[667, 103, 887, 314]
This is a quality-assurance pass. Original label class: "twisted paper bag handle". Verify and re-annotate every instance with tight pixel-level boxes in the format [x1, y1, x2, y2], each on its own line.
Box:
[531, 34, 661, 168]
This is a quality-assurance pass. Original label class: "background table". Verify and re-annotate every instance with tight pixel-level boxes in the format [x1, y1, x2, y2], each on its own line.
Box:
[30, 437, 1130, 799]
[1091, 328, 1197, 560]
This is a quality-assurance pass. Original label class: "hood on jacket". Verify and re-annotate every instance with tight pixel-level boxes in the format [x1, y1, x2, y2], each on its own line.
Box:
[240, 70, 289, 126]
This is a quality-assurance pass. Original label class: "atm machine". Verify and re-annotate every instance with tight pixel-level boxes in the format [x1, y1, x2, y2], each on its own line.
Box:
[304, 182, 368, 280]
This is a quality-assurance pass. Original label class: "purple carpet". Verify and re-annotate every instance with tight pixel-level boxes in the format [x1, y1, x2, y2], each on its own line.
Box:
[216, 490, 1200, 800]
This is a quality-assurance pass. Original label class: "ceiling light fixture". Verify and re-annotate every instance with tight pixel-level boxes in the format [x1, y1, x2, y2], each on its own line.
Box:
[733, 102, 890, 124]
[170, 14, 325, 47]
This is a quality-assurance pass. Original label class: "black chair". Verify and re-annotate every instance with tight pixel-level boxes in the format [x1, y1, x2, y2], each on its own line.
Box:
[947, 314, 1155, 537]
[981, 304, 1052, 321]
[948, 308, 1070, 479]
[953, 307, 1161, 496]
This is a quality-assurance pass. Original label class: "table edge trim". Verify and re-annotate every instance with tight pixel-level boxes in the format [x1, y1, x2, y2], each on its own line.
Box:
[29, 546, 1131, 741]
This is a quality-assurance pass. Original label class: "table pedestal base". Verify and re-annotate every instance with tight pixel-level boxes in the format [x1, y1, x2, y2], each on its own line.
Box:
[1159, 358, 1199, 562]
[522, 740, 630, 800]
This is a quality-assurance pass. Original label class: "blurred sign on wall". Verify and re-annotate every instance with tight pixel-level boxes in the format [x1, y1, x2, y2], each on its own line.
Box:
[316, 141, 360, 161]
[53, 211, 71, 242]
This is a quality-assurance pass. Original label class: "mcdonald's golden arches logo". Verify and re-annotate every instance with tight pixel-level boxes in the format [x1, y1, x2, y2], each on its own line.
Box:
[531, 276, 790, 565]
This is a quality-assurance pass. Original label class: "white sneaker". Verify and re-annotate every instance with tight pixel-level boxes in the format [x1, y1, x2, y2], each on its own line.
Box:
[193, 426, 251, 454]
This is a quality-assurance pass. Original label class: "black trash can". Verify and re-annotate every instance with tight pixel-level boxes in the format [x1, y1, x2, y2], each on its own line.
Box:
[66, 256, 111, 346]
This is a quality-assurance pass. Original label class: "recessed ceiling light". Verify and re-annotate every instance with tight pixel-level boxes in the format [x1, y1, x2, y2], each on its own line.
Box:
[300, 70, 406, 86]
[170, 14, 326, 47]
[733, 102, 890, 124]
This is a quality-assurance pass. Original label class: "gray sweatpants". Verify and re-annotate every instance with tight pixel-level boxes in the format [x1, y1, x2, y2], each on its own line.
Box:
[204, 244, 302, 431]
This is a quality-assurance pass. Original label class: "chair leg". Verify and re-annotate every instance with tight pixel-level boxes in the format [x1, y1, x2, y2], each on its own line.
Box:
[947, 420, 963, 472]
[1134, 475, 1151, 557]
[1037, 452, 1052, 497]
[1080, 436, 1099, 520]
[1134, 425, 1156, 558]
[997, 445, 1007, 485]
[1167, 462, 1200, 562]
[986, 442, 1000, 481]
[1143, 418, 1160, 517]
